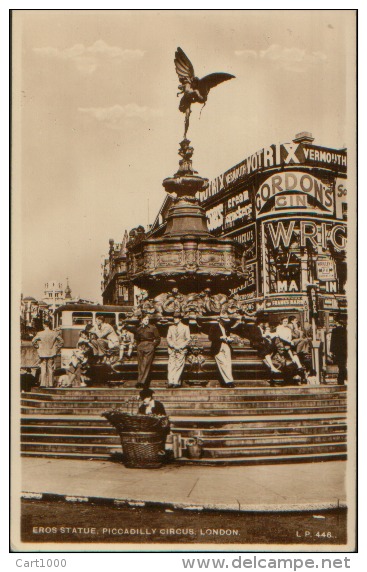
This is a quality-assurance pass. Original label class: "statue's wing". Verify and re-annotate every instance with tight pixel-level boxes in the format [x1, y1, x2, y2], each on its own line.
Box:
[199, 72, 235, 93]
[175, 47, 195, 81]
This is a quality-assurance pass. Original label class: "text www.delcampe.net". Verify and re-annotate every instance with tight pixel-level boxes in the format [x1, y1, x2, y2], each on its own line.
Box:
[182, 557, 352, 570]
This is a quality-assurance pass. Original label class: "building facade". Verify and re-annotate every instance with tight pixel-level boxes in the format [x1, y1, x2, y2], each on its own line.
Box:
[101, 231, 135, 306]
[150, 133, 348, 329]
[43, 279, 72, 312]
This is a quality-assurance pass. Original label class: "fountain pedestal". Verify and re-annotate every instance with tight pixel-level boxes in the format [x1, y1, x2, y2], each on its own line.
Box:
[127, 139, 245, 307]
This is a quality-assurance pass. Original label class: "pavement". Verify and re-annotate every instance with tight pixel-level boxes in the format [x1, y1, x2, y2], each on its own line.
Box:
[21, 457, 347, 512]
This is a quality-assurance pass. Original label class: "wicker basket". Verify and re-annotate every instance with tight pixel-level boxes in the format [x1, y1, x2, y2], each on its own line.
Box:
[103, 410, 168, 432]
[120, 431, 164, 469]
[102, 410, 169, 468]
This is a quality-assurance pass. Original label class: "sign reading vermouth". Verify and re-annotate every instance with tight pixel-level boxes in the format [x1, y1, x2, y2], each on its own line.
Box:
[198, 142, 347, 202]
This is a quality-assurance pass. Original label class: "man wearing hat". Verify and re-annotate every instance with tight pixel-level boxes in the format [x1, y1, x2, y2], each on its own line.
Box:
[134, 315, 161, 388]
[138, 389, 170, 451]
[208, 314, 236, 388]
[138, 388, 167, 415]
[166, 312, 191, 387]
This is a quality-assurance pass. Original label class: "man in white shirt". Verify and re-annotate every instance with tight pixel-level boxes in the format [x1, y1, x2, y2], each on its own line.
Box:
[167, 313, 191, 387]
[275, 317, 293, 343]
[275, 316, 303, 369]
[90, 315, 119, 362]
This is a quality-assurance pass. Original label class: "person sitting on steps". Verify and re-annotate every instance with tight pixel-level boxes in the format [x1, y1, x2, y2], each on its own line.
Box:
[275, 317, 304, 371]
[117, 319, 135, 363]
[89, 315, 120, 365]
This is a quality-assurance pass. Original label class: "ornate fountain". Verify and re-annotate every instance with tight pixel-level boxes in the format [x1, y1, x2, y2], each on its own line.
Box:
[126, 48, 250, 322]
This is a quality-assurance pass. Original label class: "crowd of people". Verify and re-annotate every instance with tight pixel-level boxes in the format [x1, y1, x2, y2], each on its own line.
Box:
[27, 312, 347, 390]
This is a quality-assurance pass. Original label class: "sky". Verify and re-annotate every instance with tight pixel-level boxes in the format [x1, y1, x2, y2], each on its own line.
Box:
[13, 9, 355, 302]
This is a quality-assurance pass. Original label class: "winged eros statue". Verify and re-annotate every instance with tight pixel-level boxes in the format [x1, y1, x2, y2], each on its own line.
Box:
[174, 47, 235, 138]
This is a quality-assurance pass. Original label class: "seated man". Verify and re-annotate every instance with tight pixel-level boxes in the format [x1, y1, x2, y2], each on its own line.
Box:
[275, 317, 303, 370]
[117, 320, 135, 362]
[20, 367, 35, 393]
[56, 368, 73, 388]
[68, 340, 94, 387]
[77, 329, 91, 345]
[260, 323, 281, 374]
[289, 316, 310, 359]
[272, 339, 305, 385]
[89, 315, 120, 364]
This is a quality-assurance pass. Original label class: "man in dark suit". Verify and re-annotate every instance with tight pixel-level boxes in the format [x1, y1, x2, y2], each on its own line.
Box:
[208, 314, 236, 388]
[330, 317, 347, 385]
[134, 315, 161, 388]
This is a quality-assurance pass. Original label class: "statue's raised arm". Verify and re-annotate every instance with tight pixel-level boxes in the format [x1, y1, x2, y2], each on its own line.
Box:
[174, 47, 235, 138]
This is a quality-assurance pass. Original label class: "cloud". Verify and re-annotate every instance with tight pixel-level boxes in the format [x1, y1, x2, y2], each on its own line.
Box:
[235, 44, 327, 72]
[234, 49, 257, 59]
[34, 40, 145, 74]
[78, 104, 163, 129]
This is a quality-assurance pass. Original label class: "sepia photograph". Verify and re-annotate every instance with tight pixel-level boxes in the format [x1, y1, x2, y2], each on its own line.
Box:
[11, 9, 356, 552]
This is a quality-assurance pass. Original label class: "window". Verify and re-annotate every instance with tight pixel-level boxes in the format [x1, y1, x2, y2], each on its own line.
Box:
[72, 311, 93, 325]
[95, 312, 116, 326]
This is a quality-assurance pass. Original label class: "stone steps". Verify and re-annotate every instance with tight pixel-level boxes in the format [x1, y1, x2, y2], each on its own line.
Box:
[33, 386, 346, 396]
[20, 405, 347, 465]
[92, 369, 271, 381]
[21, 401, 346, 416]
[21, 420, 347, 437]
[19, 347, 347, 465]
[21, 435, 347, 458]
[21, 431, 346, 447]
[27, 387, 345, 401]
[202, 442, 347, 459]
[20, 450, 347, 464]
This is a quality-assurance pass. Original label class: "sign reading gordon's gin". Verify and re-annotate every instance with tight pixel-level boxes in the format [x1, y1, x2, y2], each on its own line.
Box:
[198, 141, 347, 202]
[255, 172, 334, 217]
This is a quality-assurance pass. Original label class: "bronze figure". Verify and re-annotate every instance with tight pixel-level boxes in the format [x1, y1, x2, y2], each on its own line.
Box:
[174, 47, 235, 138]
